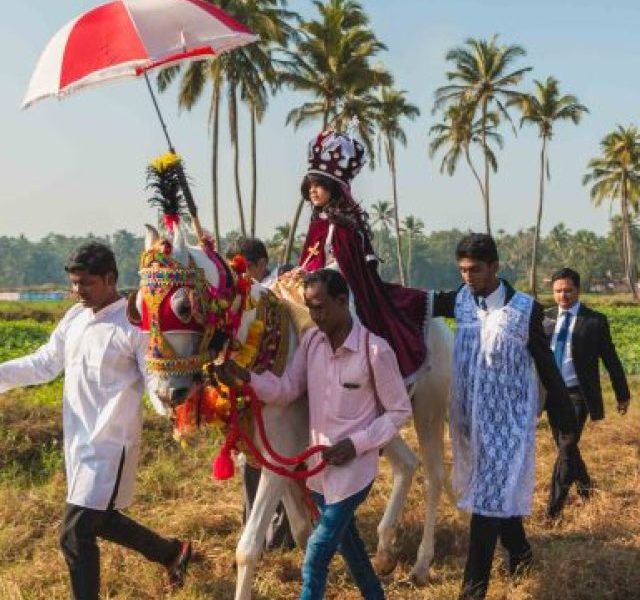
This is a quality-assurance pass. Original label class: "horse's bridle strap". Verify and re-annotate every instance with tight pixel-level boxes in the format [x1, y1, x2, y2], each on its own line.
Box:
[146, 352, 213, 375]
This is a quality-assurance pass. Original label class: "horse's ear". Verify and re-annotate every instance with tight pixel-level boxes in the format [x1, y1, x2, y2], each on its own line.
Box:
[172, 226, 189, 266]
[144, 224, 160, 251]
[127, 290, 142, 326]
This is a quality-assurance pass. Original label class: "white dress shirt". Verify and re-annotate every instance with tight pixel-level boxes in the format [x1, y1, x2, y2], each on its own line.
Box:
[477, 281, 506, 314]
[0, 299, 152, 510]
[551, 302, 581, 388]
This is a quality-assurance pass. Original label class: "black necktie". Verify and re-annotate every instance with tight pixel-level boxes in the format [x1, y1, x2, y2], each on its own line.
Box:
[477, 296, 488, 311]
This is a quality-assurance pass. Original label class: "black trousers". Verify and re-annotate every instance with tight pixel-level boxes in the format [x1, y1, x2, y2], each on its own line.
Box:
[459, 514, 531, 600]
[242, 461, 295, 550]
[548, 388, 591, 517]
[59, 451, 180, 600]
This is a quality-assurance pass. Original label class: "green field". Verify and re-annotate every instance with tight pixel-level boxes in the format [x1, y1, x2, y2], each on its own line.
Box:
[2, 299, 639, 377]
[1, 299, 639, 599]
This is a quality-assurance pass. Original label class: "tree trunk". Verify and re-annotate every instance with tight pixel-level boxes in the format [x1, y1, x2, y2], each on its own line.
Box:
[250, 106, 257, 238]
[388, 139, 405, 285]
[322, 97, 330, 130]
[285, 198, 305, 265]
[465, 146, 486, 202]
[229, 85, 246, 235]
[211, 77, 221, 249]
[481, 99, 492, 236]
[529, 136, 547, 298]
[621, 176, 639, 300]
[407, 235, 413, 286]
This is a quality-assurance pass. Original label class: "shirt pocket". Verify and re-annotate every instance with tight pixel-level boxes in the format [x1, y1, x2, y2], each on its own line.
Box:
[336, 356, 371, 420]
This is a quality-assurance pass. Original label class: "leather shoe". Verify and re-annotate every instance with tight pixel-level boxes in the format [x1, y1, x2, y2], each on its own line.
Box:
[166, 540, 192, 589]
[509, 547, 533, 577]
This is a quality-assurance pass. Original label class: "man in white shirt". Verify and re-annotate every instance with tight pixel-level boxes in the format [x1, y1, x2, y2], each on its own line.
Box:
[0, 243, 191, 599]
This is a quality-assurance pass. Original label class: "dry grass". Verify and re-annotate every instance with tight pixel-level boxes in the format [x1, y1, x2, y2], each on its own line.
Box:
[1, 379, 639, 600]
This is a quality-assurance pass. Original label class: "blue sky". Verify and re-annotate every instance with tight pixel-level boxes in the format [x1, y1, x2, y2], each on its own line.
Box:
[2, 0, 639, 240]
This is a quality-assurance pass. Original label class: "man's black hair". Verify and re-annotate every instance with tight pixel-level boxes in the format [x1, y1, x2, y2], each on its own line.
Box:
[65, 242, 118, 280]
[455, 233, 499, 264]
[551, 267, 581, 288]
[225, 237, 268, 264]
[303, 268, 349, 299]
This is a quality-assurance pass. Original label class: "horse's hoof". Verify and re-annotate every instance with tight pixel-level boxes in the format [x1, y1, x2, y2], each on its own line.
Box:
[409, 568, 429, 587]
[372, 549, 398, 576]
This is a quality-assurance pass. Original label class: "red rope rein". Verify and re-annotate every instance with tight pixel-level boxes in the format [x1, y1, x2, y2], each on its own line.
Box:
[212, 384, 328, 483]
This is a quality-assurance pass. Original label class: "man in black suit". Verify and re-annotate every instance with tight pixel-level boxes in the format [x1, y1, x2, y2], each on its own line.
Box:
[545, 268, 630, 518]
[431, 234, 577, 600]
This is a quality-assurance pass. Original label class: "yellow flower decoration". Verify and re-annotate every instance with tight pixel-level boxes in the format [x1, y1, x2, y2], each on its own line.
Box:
[149, 151, 182, 173]
[234, 320, 265, 369]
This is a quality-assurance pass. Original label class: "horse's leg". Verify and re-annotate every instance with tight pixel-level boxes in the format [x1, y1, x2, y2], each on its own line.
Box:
[281, 479, 314, 549]
[373, 434, 419, 576]
[409, 388, 446, 586]
[235, 468, 287, 600]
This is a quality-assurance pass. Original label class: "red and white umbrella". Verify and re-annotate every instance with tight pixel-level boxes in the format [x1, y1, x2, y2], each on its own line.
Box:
[23, 0, 257, 108]
[22, 0, 258, 233]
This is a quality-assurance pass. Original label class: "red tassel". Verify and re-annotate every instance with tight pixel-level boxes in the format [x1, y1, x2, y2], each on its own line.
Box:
[212, 425, 239, 481]
[212, 448, 235, 481]
[163, 213, 180, 233]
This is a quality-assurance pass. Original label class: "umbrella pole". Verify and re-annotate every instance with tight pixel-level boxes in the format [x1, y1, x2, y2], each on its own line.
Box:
[143, 72, 205, 242]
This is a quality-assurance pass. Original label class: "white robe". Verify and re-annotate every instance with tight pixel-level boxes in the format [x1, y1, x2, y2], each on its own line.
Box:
[450, 285, 538, 517]
[0, 298, 153, 510]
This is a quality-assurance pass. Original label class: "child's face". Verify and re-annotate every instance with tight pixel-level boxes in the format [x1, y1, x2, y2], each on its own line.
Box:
[308, 181, 332, 208]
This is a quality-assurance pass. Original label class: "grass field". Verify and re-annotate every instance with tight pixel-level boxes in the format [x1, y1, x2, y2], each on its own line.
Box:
[0, 301, 639, 599]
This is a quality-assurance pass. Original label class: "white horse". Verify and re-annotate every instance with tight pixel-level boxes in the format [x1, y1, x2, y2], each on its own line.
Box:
[134, 225, 453, 600]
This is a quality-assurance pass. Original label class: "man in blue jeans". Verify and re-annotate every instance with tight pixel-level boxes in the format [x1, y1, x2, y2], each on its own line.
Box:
[218, 269, 411, 599]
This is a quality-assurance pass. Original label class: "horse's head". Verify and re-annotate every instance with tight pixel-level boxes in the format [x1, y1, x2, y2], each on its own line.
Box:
[128, 224, 234, 412]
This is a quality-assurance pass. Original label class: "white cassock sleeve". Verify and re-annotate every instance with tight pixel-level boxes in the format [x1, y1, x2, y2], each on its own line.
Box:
[0, 317, 67, 394]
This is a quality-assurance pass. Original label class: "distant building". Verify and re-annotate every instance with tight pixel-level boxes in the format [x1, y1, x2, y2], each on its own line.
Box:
[0, 291, 69, 301]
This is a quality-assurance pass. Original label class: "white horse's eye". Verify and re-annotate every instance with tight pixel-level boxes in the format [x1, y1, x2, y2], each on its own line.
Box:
[171, 288, 192, 323]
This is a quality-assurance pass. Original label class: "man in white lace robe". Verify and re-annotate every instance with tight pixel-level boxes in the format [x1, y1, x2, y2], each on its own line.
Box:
[431, 234, 577, 600]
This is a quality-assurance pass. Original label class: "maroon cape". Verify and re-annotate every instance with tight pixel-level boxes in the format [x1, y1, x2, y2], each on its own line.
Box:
[300, 218, 427, 378]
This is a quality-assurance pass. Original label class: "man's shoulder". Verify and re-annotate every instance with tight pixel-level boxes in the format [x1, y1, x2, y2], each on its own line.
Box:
[578, 303, 603, 320]
[361, 326, 393, 356]
[60, 302, 86, 325]
[300, 326, 322, 347]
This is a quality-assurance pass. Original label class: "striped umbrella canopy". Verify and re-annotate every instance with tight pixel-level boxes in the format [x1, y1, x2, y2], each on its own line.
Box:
[22, 0, 258, 232]
[23, 0, 257, 108]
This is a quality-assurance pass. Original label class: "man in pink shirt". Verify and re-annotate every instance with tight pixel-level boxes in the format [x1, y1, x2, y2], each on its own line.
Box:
[219, 268, 411, 600]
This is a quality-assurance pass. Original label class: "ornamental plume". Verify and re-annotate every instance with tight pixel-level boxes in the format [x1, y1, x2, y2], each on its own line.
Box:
[146, 152, 188, 233]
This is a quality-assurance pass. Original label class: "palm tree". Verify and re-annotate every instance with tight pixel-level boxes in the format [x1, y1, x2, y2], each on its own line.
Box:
[429, 102, 503, 208]
[434, 36, 531, 234]
[235, 0, 296, 237]
[370, 200, 394, 256]
[269, 223, 292, 264]
[157, 60, 223, 246]
[279, 0, 390, 263]
[513, 76, 588, 296]
[280, 0, 389, 131]
[157, 0, 296, 241]
[402, 215, 424, 286]
[583, 125, 640, 300]
[376, 87, 420, 285]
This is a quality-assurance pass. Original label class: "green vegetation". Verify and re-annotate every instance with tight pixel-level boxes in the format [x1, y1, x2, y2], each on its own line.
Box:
[599, 306, 640, 374]
[0, 319, 54, 362]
